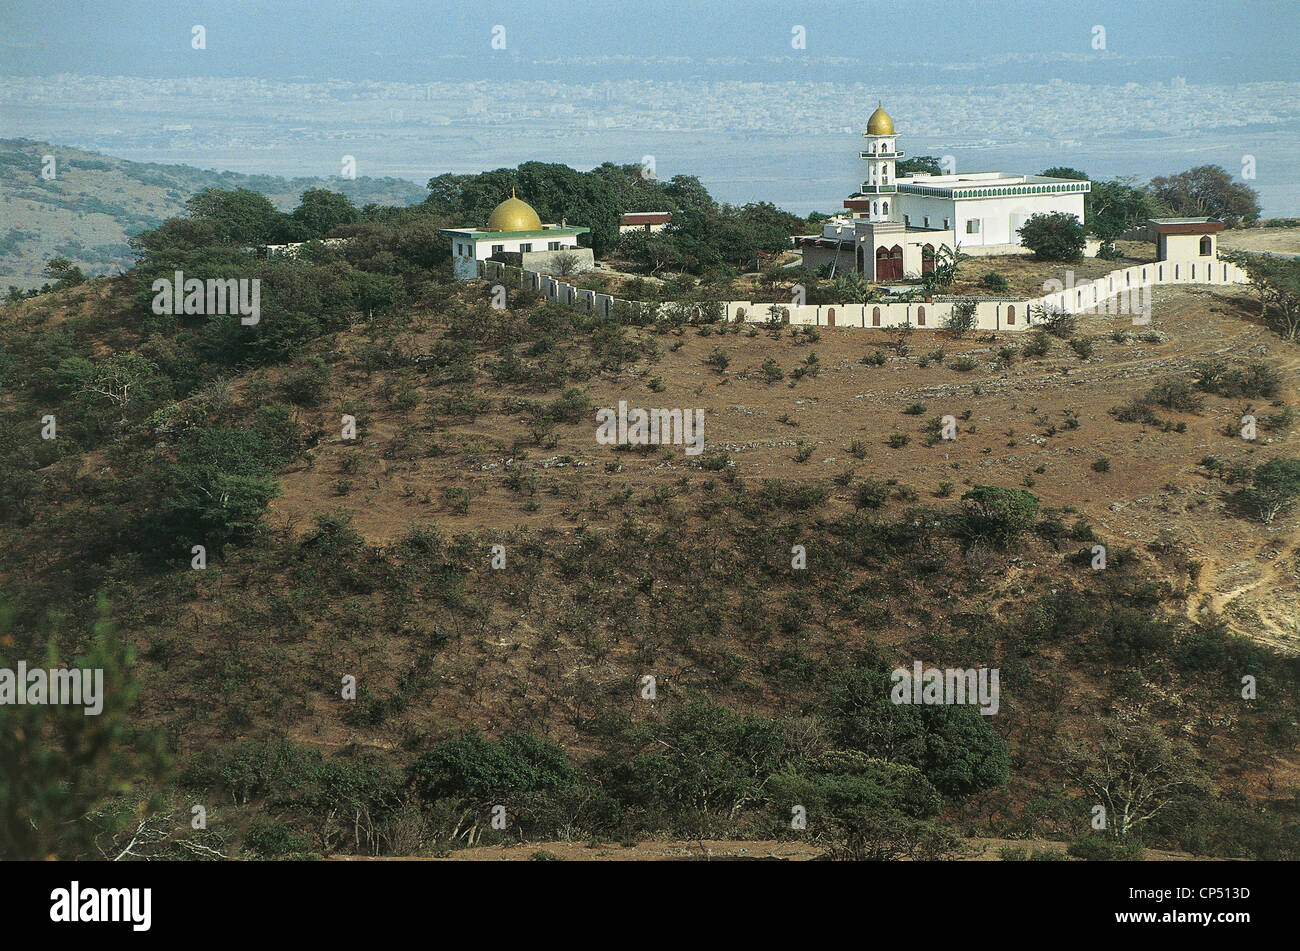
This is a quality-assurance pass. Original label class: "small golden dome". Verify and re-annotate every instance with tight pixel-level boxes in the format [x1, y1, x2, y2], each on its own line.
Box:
[866, 103, 894, 136]
[486, 189, 543, 232]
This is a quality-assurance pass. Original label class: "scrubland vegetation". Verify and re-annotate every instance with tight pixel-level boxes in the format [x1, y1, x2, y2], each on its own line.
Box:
[2, 173, 1299, 862]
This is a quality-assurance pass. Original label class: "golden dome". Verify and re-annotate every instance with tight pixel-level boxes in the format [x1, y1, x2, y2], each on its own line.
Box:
[486, 189, 542, 232]
[866, 103, 894, 136]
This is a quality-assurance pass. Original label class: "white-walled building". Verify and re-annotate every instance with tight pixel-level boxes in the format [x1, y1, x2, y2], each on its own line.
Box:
[441, 191, 590, 280]
[799, 104, 1091, 280]
[619, 212, 673, 234]
[1143, 218, 1223, 260]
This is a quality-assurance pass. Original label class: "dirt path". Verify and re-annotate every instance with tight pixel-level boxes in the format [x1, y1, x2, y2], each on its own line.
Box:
[1192, 542, 1300, 652]
[329, 836, 1212, 861]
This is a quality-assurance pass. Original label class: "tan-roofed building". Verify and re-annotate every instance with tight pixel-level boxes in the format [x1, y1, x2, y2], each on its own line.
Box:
[1143, 218, 1224, 260]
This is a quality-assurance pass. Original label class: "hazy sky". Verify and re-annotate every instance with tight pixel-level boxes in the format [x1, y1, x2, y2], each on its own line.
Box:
[3, 0, 1297, 83]
[2, 1, 1297, 216]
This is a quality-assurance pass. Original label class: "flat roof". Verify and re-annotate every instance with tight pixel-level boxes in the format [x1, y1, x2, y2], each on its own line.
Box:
[439, 227, 590, 239]
[1146, 218, 1224, 235]
[900, 172, 1088, 186]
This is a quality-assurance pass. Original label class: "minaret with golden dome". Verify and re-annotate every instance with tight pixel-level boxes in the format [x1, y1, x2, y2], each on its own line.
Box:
[858, 101, 903, 223]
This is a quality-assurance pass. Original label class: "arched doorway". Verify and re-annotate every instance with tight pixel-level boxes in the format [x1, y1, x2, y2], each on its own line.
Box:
[917, 305, 926, 326]
[872, 306, 881, 327]
[877, 245, 903, 282]
[1006, 304, 1015, 326]
[827, 307, 836, 328]
[857, 245, 866, 274]
[921, 244, 936, 275]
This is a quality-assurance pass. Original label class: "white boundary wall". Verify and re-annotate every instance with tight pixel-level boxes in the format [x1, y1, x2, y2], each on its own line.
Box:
[478, 257, 1248, 332]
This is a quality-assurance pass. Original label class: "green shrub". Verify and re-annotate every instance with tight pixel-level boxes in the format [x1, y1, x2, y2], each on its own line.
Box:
[1145, 377, 1204, 413]
[1018, 212, 1086, 261]
[246, 820, 310, 857]
[978, 272, 1009, 292]
[1193, 359, 1281, 399]
[1067, 837, 1146, 861]
[1022, 329, 1052, 357]
[961, 485, 1040, 545]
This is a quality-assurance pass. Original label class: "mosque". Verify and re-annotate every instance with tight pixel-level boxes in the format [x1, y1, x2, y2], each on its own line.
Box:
[443, 103, 1093, 285]
[797, 104, 1091, 280]
[440, 190, 592, 281]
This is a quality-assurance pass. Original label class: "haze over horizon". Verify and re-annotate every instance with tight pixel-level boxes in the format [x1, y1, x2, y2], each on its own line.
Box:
[2, 0, 1298, 214]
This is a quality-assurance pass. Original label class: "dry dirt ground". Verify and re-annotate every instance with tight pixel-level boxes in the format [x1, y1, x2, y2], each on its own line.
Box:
[332, 836, 1207, 861]
[271, 281, 1300, 655]
[1219, 226, 1300, 255]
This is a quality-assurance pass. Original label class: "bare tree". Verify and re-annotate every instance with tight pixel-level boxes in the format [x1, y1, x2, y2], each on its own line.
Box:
[552, 252, 580, 277]
[1055, 717, 1213, 837]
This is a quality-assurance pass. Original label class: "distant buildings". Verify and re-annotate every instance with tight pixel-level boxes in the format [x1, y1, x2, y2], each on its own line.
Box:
[619, 212, 672, 234]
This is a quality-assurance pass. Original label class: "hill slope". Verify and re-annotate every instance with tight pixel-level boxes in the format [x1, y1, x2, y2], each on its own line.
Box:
[0, 139, 428, 289]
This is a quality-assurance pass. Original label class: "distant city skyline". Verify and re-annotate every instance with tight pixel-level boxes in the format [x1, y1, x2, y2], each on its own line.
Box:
[2, 1, 1297, 215]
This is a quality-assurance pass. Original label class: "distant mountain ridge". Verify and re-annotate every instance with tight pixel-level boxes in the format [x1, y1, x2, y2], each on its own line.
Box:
[0, 139, 429, 289]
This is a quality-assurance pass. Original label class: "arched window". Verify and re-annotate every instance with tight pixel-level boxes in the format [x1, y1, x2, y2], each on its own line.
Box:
[922, 244, 936, 275]
[882, 200, 889, 214]
[1200, 235, 1212, 255]
[1006, 305, 1015, 326]
[917, 306, 926, 326]
[872, 306, 881, 327]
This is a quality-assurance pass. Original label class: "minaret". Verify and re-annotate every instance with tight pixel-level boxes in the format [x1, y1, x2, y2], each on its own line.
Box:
[858, 102, 902, 223]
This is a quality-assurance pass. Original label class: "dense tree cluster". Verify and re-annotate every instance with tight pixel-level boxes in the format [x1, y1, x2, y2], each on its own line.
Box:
[1041, 163, 1261, 240]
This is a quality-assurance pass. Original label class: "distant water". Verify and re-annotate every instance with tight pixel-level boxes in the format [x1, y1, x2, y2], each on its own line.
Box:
[4, 74, 1295, 218]
[73, 129, 1296, 220]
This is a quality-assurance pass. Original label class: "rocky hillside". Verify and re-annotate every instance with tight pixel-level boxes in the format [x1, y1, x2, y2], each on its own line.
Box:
[2, 239, 1298, 861]
[0, 139, 427, 290]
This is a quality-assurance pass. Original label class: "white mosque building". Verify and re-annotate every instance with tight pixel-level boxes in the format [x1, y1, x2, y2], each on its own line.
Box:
[799, 104, 1091, 281]
[441, 190, 592, 281]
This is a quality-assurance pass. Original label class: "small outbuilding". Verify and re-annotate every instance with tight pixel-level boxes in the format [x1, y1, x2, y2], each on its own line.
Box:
[1144, 217, 1223, 261]
[619, 212, 672, 234]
